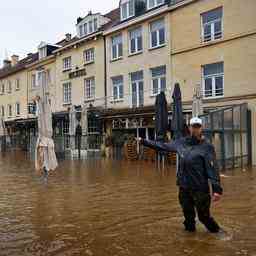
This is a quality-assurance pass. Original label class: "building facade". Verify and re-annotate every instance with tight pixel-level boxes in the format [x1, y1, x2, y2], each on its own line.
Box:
[169, 0, 256, 164]
[0, 0, 255, 164]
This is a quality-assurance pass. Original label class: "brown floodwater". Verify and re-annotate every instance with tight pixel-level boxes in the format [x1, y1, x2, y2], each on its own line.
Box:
[0, 151, 256, 256]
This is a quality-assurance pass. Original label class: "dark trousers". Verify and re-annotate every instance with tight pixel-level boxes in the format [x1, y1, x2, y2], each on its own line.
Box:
[178, 187, 220, 233]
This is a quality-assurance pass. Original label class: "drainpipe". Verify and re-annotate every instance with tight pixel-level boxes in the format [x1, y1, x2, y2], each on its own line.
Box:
[103, 35, 108, 136]
[103, 36, 107, 110]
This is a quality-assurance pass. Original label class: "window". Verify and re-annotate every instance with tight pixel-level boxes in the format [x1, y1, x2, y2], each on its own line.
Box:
[111, 34, 123, 60]
[63, 57, 72, 71]
[28, 103, 36, 115]
[84, 48, 95, 63]
[150, 19, 165, 48]
[151, 65, 166, 95]
[121, 0, 135, 21]
[16, 103, 20, 116]
[15, 79, 20, 90]
[201, 8, 223, 42]
[32, 74, 37, 88]
[79, 25, 84, 37]
[63, 82, 72, 104]
[8, 81, 12, 93]
[93, 18, 98, 31]
[46, 69, 51, 85]
[131, 71, 144, 108]
[8, 105, 12, 117]
[85, 77, 95, 100]
[39, 46, 47, 59]
[203, 62, 224, 98]
[0, 83, 4, 94]
[1, 106, 4, 117]
[89, 20, 93, 33]
[112, 76, 124, 101]
[147, 0, 165, 10]
[129, 27, 143, 54]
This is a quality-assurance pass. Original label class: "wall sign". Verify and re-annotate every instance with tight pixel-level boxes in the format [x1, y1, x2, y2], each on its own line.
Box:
[69, 68, 87, 79]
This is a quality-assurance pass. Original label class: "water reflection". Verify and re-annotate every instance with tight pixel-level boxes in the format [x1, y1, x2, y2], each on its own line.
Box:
[0, 152, 255, 256]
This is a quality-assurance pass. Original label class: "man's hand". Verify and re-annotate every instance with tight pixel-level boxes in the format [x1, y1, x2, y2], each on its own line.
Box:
[212, 193, 221, 202]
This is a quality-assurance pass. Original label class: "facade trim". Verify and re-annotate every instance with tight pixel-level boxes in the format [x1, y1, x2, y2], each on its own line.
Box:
[171, 30, 256, 55]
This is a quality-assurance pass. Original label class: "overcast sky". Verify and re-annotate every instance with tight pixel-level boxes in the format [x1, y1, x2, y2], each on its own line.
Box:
[0, 0, 117, 67]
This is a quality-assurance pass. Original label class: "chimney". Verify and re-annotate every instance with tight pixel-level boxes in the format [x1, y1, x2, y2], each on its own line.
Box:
[88, 10, 92, 15]
[3, 59, 11, 68]
[11, 55, 19, 66]
[65, 33, 72, 41]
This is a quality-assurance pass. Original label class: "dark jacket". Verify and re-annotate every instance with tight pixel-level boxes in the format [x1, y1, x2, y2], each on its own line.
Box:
[142, 137, 223, 195]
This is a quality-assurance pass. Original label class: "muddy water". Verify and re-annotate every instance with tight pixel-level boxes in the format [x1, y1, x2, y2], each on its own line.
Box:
[0, 152, 256, 256]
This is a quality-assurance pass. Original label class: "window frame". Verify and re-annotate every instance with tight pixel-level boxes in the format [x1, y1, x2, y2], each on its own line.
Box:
[0, 83, 5, 94]
[63, 82, 72, 104]
[63, 56, 72, 71]
[130, 71, 144, 108]
[15, 102, 20, 116]
[201, 7, 223, 43]
[129, 26, 143, 55]
[8, 104, 12, 118]
[15, 78, 20, 91]
[149, 18, 166, 49]
[120, 0, 135, 21]
[84, 48, 95, 63]
[147, 0, 165, 10]
[111, 34, 123, 60]
[7, 80, 12, 94]
[150, 66, 166, 96]
[202, 62, 224, 99]
[1, 106, 4, 117]
[39, 46, 47, 59]
[84, 77, 96, 101]
[112, 76, 124, 101]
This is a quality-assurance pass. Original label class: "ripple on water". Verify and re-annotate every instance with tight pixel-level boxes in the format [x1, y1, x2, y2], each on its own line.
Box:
[0, 153, 256, 256]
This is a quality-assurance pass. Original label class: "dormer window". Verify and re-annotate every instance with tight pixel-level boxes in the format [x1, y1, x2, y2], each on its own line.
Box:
[121, 0, 135, 21]
[39, 46, 47, 59]
[147, 0, 165, 10]
[78, 18, 98, 37]
[77, 14, 110, 38]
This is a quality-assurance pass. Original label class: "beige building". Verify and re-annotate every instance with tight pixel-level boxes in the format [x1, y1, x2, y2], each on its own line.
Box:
[27, 42, 58, 116]
[0, 54, 37, 135]
[169, 0, 256, 164]
[0, 0, 255, 165]
[104, 1, 172, 140]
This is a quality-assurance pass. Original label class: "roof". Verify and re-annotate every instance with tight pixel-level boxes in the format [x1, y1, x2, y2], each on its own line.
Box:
[0, 53, 38, 79]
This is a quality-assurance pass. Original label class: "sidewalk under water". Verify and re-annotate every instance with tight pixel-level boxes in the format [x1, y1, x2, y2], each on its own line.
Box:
[0, 151, 255, 256]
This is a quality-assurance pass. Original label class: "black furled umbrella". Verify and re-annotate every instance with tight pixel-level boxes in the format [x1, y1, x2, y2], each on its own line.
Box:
[172, 83, 184, 140]
[155, 91, 169, 142]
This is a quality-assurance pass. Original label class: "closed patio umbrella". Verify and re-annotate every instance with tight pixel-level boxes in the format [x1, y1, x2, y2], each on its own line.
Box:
[69, 105, 77, 136]
[172, 83, 184, 140]
[0, 117, 5, 137]
[155, 91, 168, 142]
[192, 84, 203, 117]
[35, 71, 58, 172]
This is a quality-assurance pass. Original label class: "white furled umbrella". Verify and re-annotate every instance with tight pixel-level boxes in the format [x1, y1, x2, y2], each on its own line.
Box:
[192, 84, 203, 117]
[81, 104, 88, 135]
[69, 105, 77, 136]
[35, 70, 58, 172]
[0, 117, 5, 137]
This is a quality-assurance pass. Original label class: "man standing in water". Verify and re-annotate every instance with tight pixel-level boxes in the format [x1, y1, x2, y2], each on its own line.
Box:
[139, 117, 223, 233]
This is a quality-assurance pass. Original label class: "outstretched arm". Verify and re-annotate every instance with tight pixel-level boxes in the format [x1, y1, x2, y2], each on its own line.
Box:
[140, 138, 179, 153]
[205, 144, 223, 196]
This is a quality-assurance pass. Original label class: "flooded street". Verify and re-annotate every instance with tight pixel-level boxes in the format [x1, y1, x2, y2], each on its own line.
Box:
[0, 152, 256, 256]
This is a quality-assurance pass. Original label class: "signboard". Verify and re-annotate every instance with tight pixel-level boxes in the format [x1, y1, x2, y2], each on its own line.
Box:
[69, 68, 87, 79]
